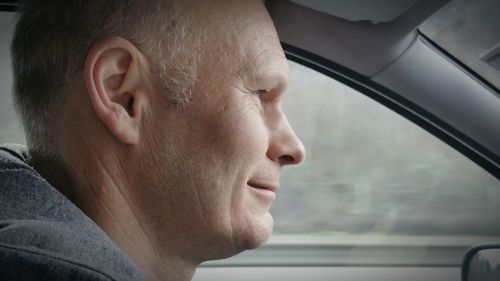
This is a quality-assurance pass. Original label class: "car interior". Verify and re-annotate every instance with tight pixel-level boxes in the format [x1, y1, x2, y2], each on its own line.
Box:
[1, 0, 499, 280]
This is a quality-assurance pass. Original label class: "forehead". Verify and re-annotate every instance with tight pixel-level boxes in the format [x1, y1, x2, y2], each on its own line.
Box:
[195, 0, 288, 78]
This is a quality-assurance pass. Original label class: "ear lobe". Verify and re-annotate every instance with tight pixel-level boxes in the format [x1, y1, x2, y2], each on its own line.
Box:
[84, 37, 148, 145]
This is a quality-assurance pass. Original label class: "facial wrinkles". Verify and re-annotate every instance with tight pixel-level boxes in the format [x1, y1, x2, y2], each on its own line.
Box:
[135, 105, 208, 253]
[212, 9, 285, 219]
[171, 0, 288, 255]
[165, 93, 245, 239]
[242, 50, 289, 146]
[237, 29, 287, 87]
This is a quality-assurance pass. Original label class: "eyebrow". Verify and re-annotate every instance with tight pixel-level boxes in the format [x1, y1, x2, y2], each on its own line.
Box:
[245, 49, 289, 86]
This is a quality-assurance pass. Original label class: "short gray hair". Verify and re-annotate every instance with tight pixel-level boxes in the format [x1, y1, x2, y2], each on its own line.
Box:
[12, 0, 198, 157]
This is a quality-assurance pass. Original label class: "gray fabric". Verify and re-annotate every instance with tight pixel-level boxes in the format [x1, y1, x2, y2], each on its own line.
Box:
[0, 144, 147, 281]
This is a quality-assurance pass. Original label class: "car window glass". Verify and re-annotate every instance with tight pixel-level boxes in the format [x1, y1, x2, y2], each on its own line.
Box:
[0, 12, 25, 145]
[272, 60, 500, 238]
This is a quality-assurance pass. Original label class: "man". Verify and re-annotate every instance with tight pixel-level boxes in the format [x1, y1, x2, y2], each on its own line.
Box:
[0, 0, 304, 280]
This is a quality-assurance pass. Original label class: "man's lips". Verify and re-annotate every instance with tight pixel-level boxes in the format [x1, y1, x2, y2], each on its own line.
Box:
[247, 181, 279, 193]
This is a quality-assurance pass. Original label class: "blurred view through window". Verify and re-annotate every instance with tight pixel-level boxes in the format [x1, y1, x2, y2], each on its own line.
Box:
[272, 61, 500, 237]
[0, 12, 24, 145]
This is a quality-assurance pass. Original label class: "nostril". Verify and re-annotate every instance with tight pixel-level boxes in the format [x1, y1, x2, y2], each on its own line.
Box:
[278, 155, 295, 165]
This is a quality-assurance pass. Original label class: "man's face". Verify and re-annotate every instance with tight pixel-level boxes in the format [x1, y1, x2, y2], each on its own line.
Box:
[139, 0, 304, 261]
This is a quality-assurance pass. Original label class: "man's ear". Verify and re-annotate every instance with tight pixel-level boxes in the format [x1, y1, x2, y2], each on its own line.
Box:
[84, 36, 149, 145]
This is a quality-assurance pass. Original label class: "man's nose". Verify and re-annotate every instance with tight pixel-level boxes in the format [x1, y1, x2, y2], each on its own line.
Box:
[267, 111, 306, 166]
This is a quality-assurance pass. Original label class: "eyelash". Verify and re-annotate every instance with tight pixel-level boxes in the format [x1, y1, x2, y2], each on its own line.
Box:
[252, 89, 268, 96]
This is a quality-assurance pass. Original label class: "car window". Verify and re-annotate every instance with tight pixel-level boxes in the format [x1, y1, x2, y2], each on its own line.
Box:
[272, 60, 500, 238]
[0, 12, 24, 145]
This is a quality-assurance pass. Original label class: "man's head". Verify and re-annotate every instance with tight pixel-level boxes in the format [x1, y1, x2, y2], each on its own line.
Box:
[12, 0, 305, 276]
[12, 0, 196, 156]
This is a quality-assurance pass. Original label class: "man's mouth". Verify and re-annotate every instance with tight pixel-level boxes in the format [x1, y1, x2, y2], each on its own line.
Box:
[247, 181, 279, 193]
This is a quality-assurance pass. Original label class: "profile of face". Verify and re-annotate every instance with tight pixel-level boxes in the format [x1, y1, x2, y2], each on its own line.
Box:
[135, 0, 305, 262]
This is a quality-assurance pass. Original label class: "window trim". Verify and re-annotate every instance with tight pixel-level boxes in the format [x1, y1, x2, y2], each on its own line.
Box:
[0, 2, 17, 12]
[202, 235, 487, 267]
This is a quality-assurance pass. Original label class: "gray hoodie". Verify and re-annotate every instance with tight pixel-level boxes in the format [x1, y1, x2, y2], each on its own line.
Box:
[0, 144, 147, 280]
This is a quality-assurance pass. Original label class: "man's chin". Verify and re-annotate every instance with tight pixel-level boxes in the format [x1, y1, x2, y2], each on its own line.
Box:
[237, 212, 274, 250]
[198, 213, 274, 262]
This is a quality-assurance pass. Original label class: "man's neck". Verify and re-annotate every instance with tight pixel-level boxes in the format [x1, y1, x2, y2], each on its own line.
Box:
[32, 150, 198, 281]
[30, 152, 75, 201]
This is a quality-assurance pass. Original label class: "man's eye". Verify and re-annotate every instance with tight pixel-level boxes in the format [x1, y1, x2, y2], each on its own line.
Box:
[253, 89, 268, 96]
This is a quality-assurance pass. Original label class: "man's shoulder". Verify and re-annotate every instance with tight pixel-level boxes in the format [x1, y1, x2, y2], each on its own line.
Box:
[0, 239, 118, 281]
[0, 144, 146, 281]
[0, 220, 146, 281]
[0, 143, 31, 170]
